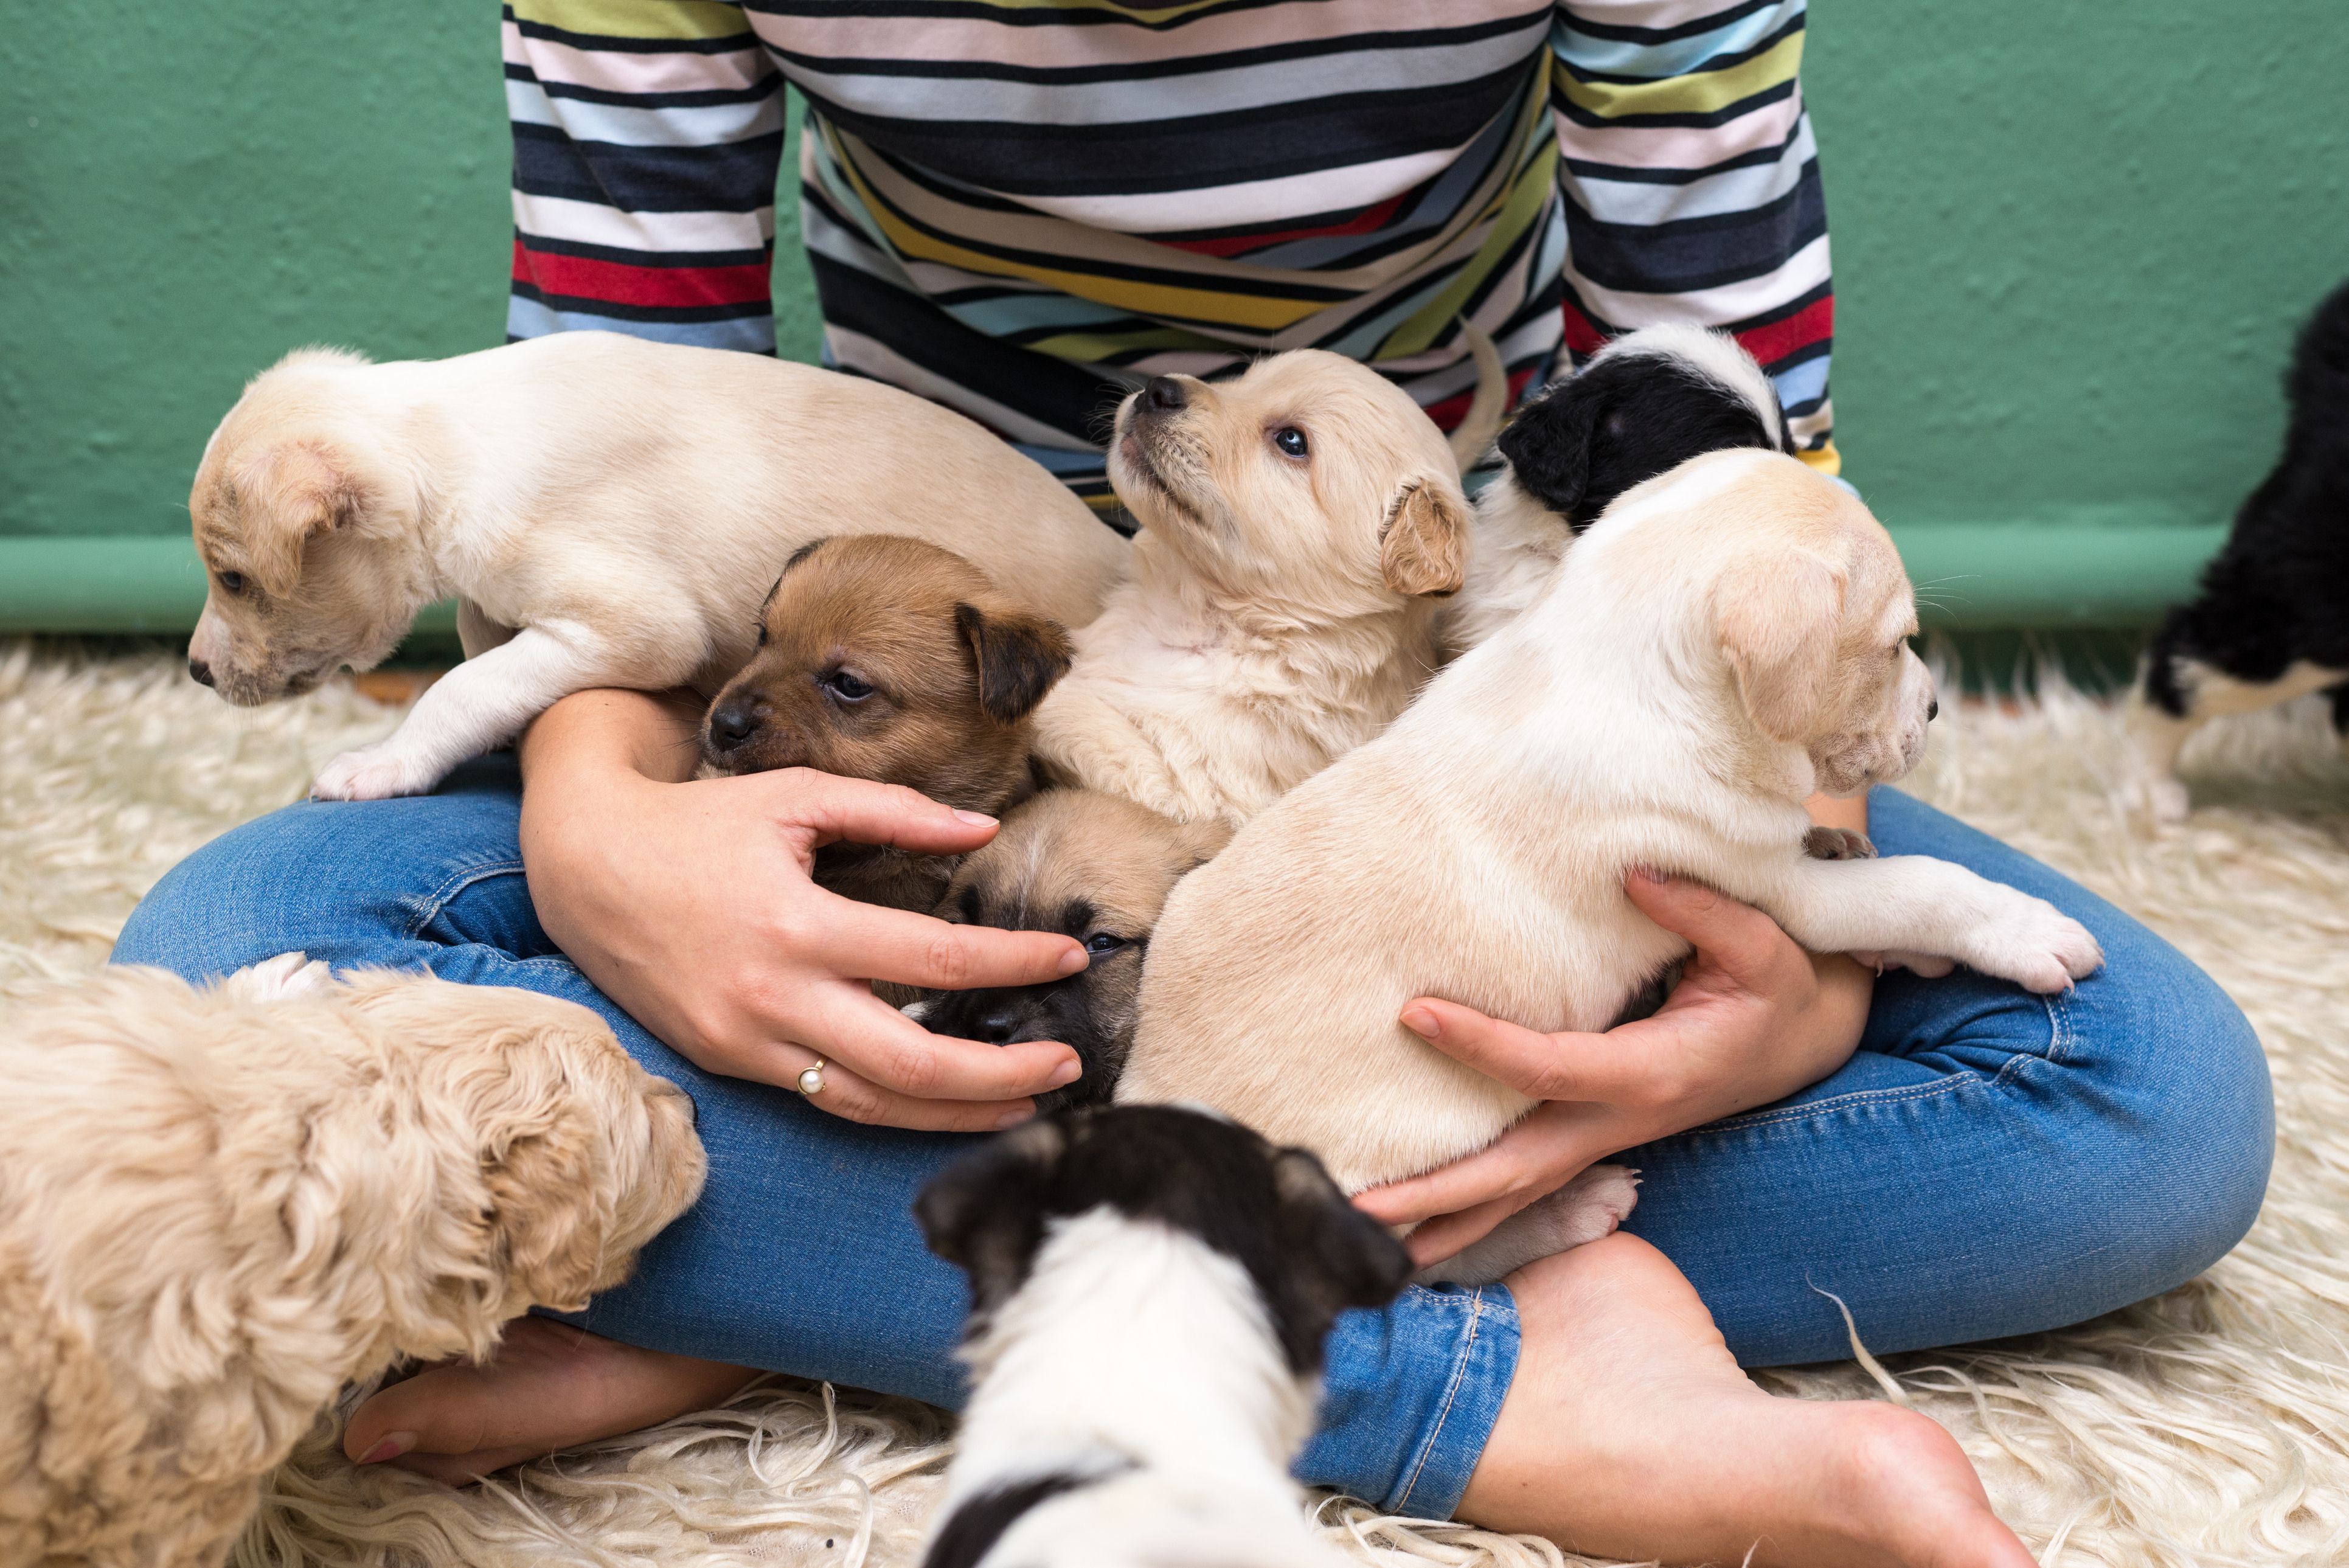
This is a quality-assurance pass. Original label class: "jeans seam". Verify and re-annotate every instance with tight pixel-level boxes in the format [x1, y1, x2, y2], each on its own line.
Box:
[1685, 1072, 1976, 1136]
[1392, 1289, 1485, 1515]
[399, 858, 528, 942]
[2043, 991, 2073, 1069]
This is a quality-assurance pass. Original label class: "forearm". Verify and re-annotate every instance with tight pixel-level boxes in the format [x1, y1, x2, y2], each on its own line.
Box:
[519, 688, 706, 789]
[504, 4, 783, 353]
[1549, 0, 1837, 465]
[517, 689, 705, 885]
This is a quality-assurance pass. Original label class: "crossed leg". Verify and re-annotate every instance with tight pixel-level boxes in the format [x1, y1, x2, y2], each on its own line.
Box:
[344, 1238, 2029, 1568]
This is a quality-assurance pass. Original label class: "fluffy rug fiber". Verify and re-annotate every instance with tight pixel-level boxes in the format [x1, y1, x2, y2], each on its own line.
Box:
[4, 640, 2347, 1568]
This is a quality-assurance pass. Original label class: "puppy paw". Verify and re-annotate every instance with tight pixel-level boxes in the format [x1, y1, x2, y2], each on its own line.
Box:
[314, 743, 439, 801]
[1539, 1163, 1641, 1249]
[1410, 1167, 1642, 1288]
[213, 951, 336, 1002]
[1803, 825, 1878, 861]
[1970, 896, 2106, 993]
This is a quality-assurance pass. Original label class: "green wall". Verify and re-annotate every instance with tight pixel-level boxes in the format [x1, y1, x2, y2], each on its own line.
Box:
[3, 1, 2344, 631]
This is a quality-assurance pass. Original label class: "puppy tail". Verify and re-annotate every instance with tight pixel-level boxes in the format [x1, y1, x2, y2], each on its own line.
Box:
[1446, 319, 1509, 476]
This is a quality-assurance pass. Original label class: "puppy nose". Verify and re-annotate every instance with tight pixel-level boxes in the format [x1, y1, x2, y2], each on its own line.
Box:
[974, 1001, 1022, 1046]
[1144, 376, 1187, 413]
[708, 700, 759, 751]
[1927, 698, 1940, 722]
[187, 657, 214, 688]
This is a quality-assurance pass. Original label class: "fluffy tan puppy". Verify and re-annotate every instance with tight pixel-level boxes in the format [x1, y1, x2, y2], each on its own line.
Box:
[185, 331, 1129, 800]
[1030, 333, 1502, 828]
[1123, 449, 2103, 1280]
[0, 956, 704, 1568]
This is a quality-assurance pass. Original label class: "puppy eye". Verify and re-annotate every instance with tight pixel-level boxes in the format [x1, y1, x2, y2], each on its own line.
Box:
[215, 570, 247, 595]
[1271, 426, 1308, 460]
[822, 668, 873, 702]
[1082, 931, 1131, 956]
[755, 623, 769, 648]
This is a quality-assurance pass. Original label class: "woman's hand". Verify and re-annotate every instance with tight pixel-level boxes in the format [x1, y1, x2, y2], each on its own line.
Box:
[518, 689, 1088, 1131]
[1355, 868, 1874, 1268]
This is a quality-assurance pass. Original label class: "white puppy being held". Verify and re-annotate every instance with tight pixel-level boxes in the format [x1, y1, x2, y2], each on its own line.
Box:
[184, 331, 1130, 799]
[1122, 448, 2103, 1279]
[1032, 330, 1503, 828]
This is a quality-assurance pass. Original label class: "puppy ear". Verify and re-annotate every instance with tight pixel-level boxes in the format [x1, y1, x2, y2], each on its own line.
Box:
[1496, 378, 1603, 526]
[479, 1105, 617, 1315]
[914, 1117, 1069, 1317]
[233, 439, 376, 597]
[1379, 479, 1470, 598]
[1717, 549, 1847, 741]
[1268, 1147, 1413, 1369]
[955, 603, 1074, 724]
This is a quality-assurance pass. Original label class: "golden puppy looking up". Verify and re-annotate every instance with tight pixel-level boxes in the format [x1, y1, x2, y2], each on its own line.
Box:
[184, 332, 1128, 801]
[1122, 449, 2103, 1283]
[0, 956, 704, 1568]
[1032, 330, 1504, 828]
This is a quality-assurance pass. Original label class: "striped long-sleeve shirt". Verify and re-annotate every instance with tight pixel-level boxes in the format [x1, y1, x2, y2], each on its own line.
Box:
[505, 0, 1837, 516]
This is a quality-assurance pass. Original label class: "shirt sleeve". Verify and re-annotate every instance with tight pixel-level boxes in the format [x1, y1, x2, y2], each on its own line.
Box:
[1549, 0, 1838, 471]
[502, 1, 785, 354]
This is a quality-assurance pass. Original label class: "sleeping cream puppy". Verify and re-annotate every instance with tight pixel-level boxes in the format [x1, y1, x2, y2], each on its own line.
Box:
[913, 1106, 1410, 1568]
[1030, 331, 1504, 828]
[185, 332, 1127, 800]
[1122, 449, 2103, 1280]
[698, 535, 1074, 913]
[908, 789, 1230, 1109]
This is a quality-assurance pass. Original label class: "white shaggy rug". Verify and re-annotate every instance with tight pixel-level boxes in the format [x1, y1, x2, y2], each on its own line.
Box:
[5, 641, 2348, 1568]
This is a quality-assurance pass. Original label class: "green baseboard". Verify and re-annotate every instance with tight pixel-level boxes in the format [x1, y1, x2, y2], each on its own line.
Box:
[1884, 522, 2222, 628]
[0, 524, 2225, 637]
[0, 537, 459, 637]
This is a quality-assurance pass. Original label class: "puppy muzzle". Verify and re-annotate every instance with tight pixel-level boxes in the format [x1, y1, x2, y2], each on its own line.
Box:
[701, 701, 808, 774]
[1112, 377, 1206, 510]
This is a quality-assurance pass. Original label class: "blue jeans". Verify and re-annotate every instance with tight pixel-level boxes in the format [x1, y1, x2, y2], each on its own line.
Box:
[113, 761, 2272, 1519]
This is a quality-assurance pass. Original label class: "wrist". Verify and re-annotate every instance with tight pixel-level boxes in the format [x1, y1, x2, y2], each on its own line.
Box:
[520, 688, 705, 789]
[1803, 789, 1870, 833]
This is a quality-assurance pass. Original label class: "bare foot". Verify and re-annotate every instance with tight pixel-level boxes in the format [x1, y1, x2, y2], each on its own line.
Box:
[343, 1317, 759, 1484]
[1459, 1234, 2034, 1568]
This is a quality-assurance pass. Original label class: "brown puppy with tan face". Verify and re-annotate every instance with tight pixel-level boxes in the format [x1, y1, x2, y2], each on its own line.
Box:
[907, 790, 1228, 1111]
[700, 535, 1074, 912]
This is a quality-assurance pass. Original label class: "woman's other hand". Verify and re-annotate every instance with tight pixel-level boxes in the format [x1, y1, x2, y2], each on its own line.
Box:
[518, 689, 1087, 1131]
[1355, 868, 1873, 1268]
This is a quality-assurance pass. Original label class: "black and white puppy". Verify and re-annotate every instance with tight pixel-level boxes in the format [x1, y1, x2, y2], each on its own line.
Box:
[914, 1106, 1412, 1568]
[2131, 277, 2349, 819]
[1446, 322, 1793, 651]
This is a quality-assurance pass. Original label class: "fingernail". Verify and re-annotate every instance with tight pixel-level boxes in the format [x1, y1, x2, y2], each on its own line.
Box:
[1400, 1005, 1441, 1039]
[1055, 945, 1089, 976]
[994, 1107, 1035, 1130]
[1049, 1058, 1082, 1088]
[952, 810, 998, 827]
[1633, 865, 1670, 886]
[358, 1432, 416, 1465]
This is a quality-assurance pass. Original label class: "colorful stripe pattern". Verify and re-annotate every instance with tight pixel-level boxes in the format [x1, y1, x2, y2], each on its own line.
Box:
[505, 0, 1838, 515]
